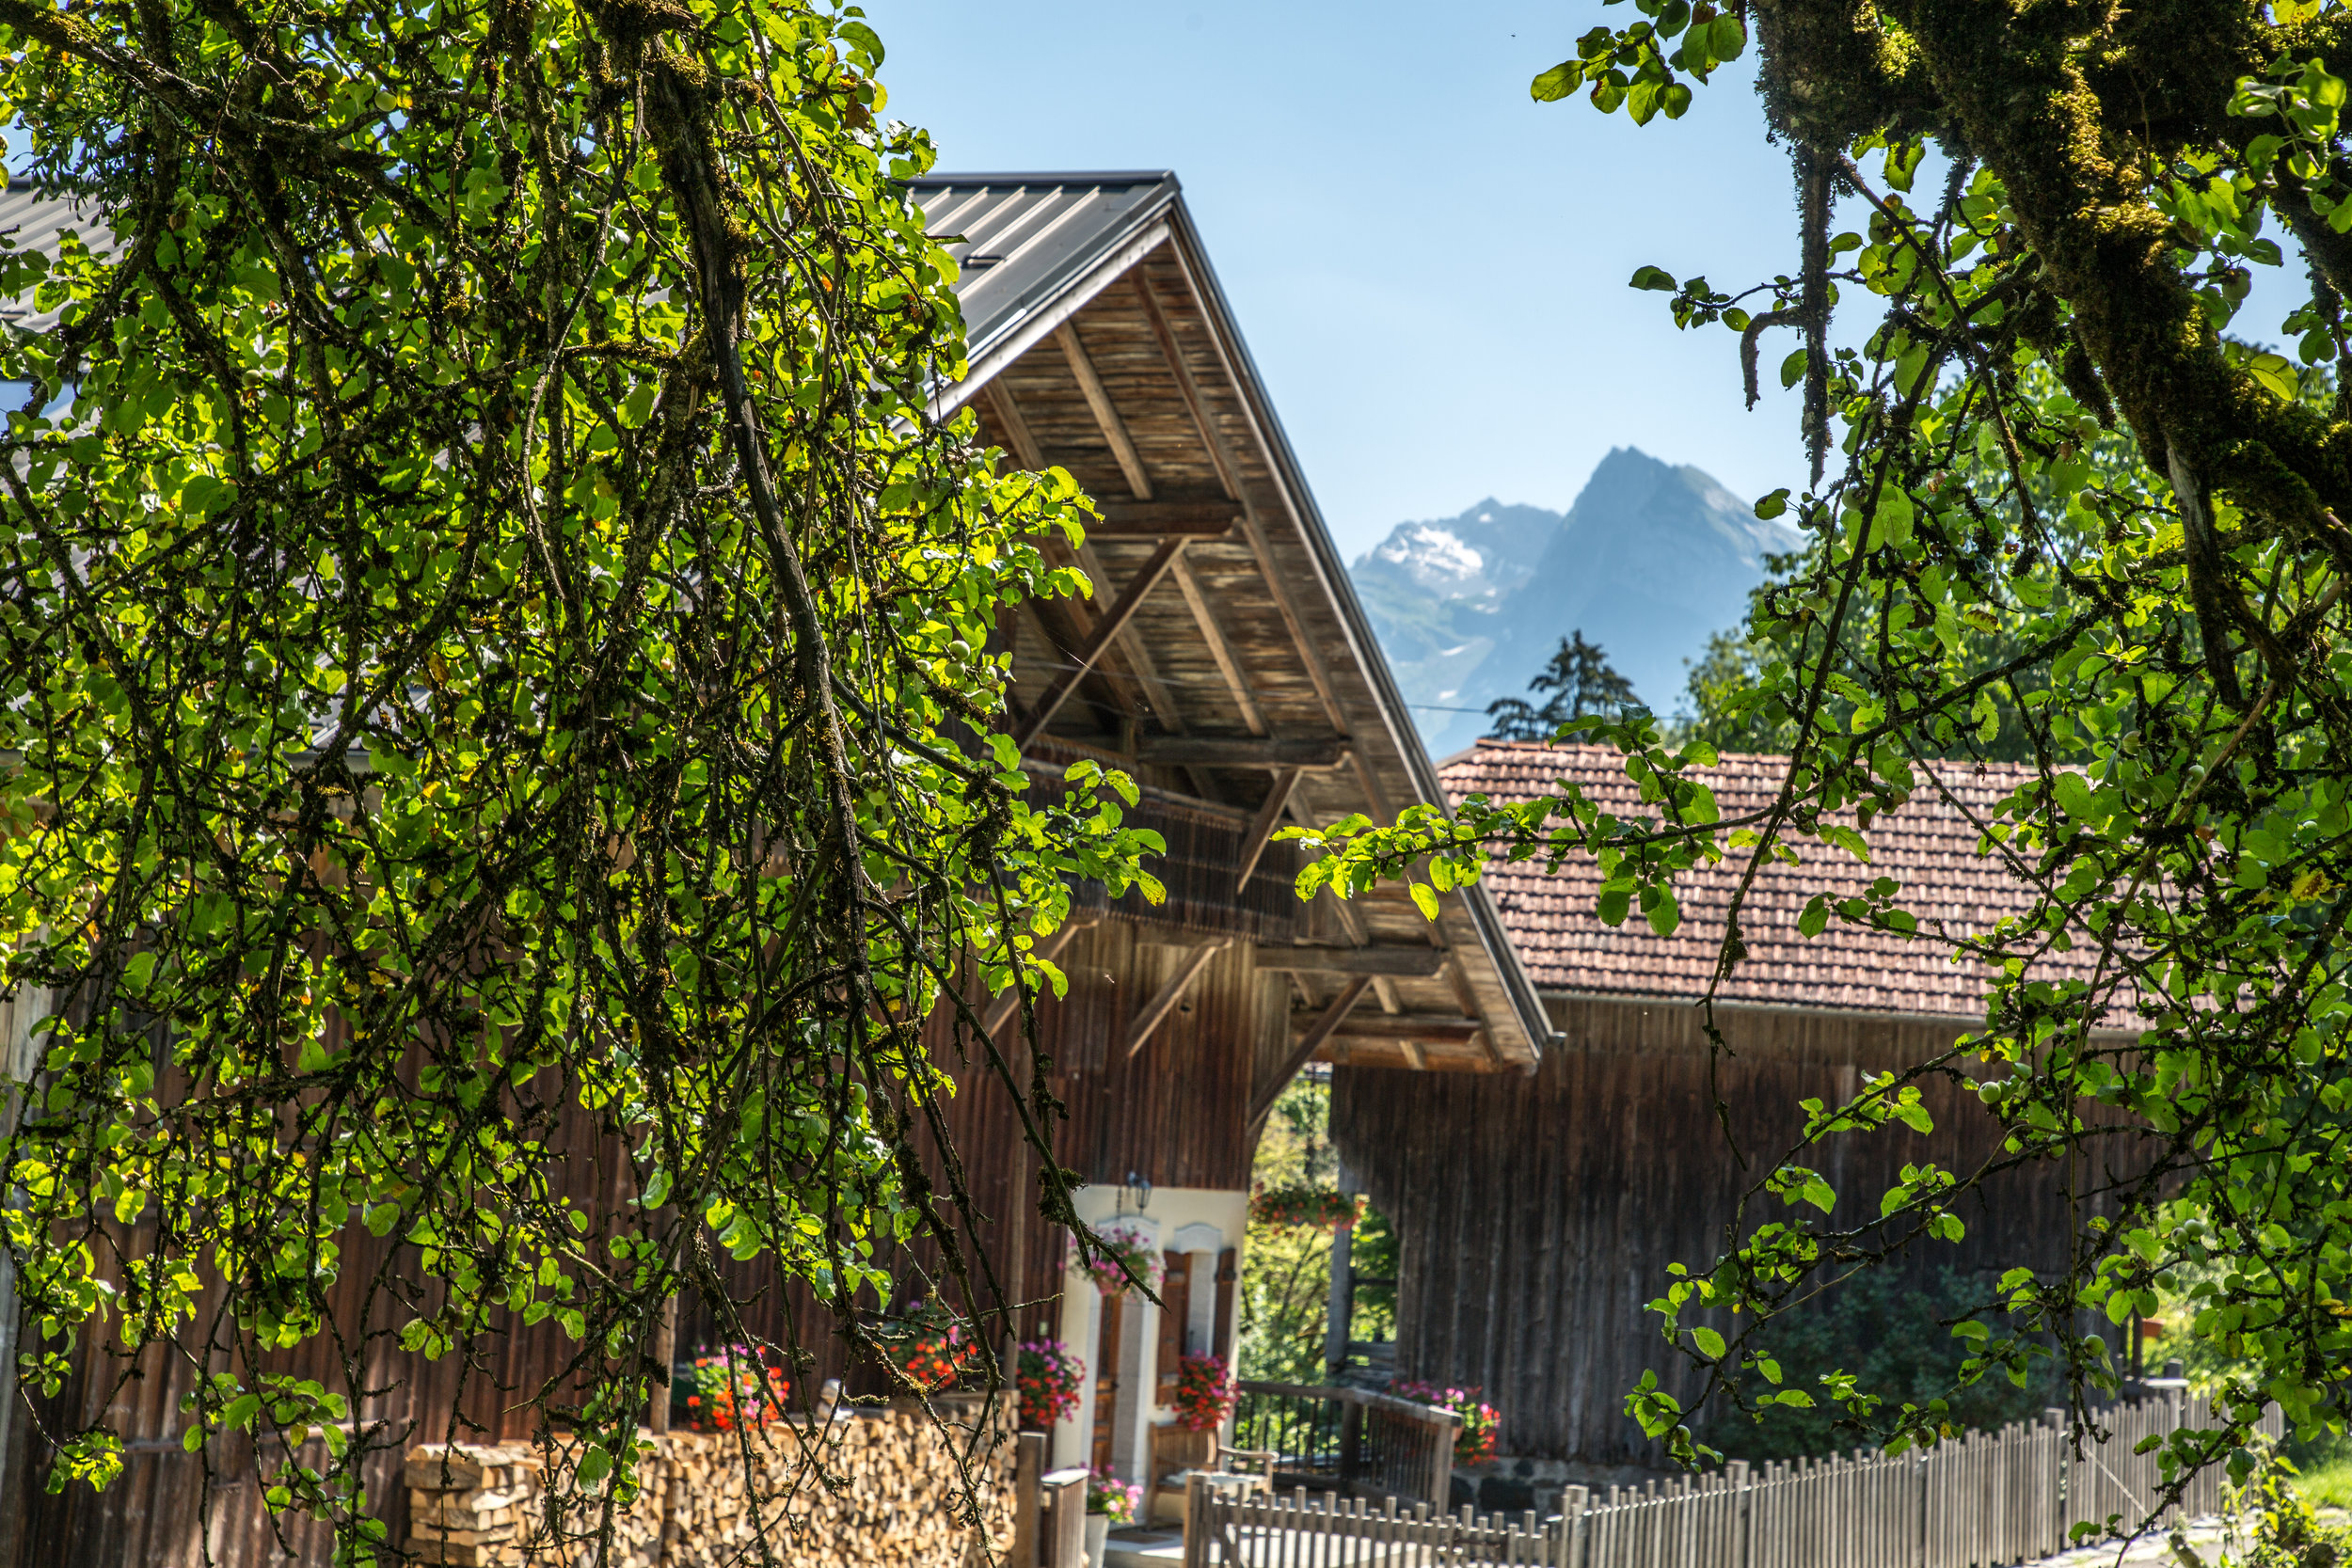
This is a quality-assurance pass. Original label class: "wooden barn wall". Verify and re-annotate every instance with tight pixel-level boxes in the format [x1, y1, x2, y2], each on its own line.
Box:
[1330, 995, 2127, 1465]
[7, 910, 1279, 1567]
[7, 1072, 651, 1568]
[676, 914, 1283, 1386]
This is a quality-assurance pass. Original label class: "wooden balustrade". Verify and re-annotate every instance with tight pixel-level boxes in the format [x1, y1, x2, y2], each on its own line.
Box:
[1230, 1381, 1458, 1508]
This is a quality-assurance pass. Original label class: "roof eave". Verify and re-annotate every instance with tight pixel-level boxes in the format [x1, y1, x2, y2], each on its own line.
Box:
[1153, 199, 1556, 1067]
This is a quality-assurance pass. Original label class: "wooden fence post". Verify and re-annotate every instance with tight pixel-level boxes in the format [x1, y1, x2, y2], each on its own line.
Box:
[1556, 1483, 1588, 1568]
[1428, 1410, 1457, 1513]
[1041, 1466, 1089, 1568]
[1013, 1431, 1045, 1568]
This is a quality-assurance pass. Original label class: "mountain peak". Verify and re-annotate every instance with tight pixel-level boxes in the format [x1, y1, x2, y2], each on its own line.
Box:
[1349, 452, 1804, 752]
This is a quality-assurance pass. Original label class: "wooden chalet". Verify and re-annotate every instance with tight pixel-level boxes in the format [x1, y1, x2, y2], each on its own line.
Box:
[894, 170, 1549, 1481]
[1332, 742, 2121, 1474]
[0, 172, 1550, 1562]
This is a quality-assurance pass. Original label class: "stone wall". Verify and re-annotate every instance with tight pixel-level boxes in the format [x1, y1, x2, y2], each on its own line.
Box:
[405, 1397, 1016, 1567]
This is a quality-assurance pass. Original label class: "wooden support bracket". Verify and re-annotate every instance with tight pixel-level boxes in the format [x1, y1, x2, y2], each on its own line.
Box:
[1121, 940, 1228, 1060]
[1011, 536, 1187, 751]
[1249, 975, 1372, 1126]
[1234, 768, 1302, 893]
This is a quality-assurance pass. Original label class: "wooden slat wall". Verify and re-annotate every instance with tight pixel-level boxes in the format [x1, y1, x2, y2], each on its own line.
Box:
[1331, 995, 2122, 1463]
[9, 1064, 656, 1567]
[674, 913, 1283, 1377]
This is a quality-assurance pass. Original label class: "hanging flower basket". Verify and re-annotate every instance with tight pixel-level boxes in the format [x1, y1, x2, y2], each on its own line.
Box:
[1073, 1222, 1164, 1294]
[1017, 1338, 1087, 1429]
[1170, 1354, 1237, 1433]
[1391, 1378, 1501, 1465]
[1248, 1185, 1366, 1231]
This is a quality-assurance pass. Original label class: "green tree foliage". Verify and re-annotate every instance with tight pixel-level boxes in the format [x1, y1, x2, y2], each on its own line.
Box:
[0, 0, 1152, 1544]
[1296, 0, 2352, 1518]
[1486, 630, 1642, 740]
[1239, 1074, 1394, 1384]
[1702, 1268, 2063, 1461]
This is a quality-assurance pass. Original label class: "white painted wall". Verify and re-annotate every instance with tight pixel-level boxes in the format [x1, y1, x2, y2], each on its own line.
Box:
[1049, 1185, 1248, 1477]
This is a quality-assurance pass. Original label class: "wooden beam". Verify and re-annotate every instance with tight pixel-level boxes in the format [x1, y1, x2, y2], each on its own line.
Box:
[1086, 500, 1240, 538]
[1234, 768, 1302, 892]
[1398, 1038, 1427, 1070]
[1012, 537, 1187, 752]
[1133, 270, 1241, 501]
[1141, 260, 1350, 732]
[1169, 554, 1268, 736]
[1056, 322, 1153, 499]
[980, 917, 1098, 1040]
[982, 381, 1045, 471]
[1306, 1013, 1486, 1043]
[1251, 944, 1449, 977]
[1121, 942, 1227, 1060]
[1250, 976, 1372, 1126]
[1136, 736, 1348, 768]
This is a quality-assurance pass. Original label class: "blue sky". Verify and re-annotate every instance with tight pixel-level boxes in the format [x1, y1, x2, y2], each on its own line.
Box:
[866, 1, 2313, 564]
[862, 0, 1816, 562]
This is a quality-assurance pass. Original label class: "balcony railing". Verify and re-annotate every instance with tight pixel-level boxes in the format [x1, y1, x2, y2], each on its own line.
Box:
[1230, 1380, 1458, 1508]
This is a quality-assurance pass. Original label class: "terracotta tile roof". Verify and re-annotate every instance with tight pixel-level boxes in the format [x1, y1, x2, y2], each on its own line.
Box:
[1442, 741, 2101, 1019]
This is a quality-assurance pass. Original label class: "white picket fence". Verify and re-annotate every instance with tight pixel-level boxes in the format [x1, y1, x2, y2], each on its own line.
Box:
[1184, 1393, 2283, 1568]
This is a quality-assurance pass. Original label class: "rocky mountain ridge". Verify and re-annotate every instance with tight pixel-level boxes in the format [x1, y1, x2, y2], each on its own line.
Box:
[1350, 447, 1801, 754]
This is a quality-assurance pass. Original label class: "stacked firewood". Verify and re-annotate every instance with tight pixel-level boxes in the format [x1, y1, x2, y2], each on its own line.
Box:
[405, 1443, 542, 1567]
[405, 1396, 1017, 1567]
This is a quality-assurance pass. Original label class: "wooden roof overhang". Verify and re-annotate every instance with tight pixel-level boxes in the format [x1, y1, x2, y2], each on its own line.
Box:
[915, 172, 1554, 1086]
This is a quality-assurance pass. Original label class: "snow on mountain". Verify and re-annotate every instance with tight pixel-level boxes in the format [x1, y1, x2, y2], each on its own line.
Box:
[1348, 450, 1802, 753]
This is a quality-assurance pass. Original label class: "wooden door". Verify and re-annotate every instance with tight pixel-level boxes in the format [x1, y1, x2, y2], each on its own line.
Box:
[1090, 1290, 1122, 1473]
[1156, 1251, 1191, 1404]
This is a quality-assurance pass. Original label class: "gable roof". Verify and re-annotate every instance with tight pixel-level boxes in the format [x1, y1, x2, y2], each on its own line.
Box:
[1445, 740, 2105, 1021]
[918, 171, 1553, 1073]
[0, 172, 1555, 1072]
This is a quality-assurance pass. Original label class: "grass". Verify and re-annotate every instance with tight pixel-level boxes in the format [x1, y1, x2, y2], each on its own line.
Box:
[2290, 1454, 2352, 1513]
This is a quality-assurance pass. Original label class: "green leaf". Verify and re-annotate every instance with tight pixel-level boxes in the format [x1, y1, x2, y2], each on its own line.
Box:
[1630, 265, 1678, 292]
[1797, 895, 1830, 938]
[1532, 60, 1583, 101]
[1754, 487, 1790, 520]
[1692, 1326, 1726, 1359]
[1409, 882, 1440, 921]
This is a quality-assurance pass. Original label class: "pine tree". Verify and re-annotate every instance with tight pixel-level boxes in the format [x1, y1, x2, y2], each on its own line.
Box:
[1485, 630, 1641, 740]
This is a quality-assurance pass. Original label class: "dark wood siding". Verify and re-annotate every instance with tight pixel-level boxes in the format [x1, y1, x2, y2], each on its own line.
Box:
[1331, 995, 2122, 1464]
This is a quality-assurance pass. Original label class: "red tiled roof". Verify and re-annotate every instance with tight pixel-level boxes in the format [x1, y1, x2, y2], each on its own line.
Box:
[1442, 741, 2092, 1019]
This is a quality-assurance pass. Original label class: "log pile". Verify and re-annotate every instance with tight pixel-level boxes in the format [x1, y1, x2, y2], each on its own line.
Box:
[405, 1444, 542, 1567]
[405, 1396, 1017, 1567]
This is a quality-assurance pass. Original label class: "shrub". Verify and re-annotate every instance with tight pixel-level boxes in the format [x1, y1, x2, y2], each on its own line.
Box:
[1700, 1266, 2065, 1462]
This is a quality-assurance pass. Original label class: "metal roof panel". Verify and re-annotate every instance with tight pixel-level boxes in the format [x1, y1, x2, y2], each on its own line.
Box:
[907, 172, 1178, 361]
